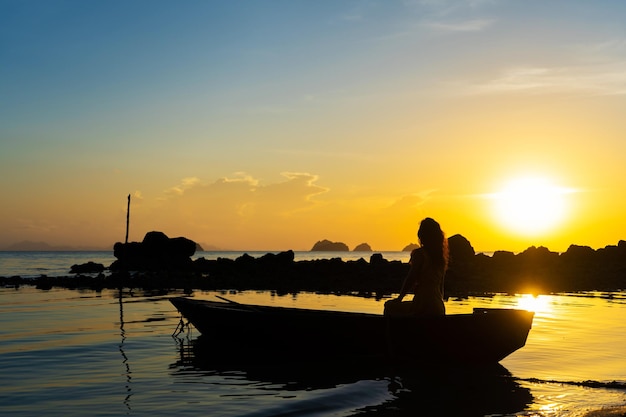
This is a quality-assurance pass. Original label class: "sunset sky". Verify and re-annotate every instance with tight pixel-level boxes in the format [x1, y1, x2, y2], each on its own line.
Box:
[2, 0, 626, 252]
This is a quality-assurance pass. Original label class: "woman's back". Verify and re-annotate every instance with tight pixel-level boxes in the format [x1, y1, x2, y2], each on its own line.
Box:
[411, 248, 445, 316]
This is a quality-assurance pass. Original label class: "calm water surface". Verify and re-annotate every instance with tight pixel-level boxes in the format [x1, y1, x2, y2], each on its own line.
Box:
[0, 287, 624, 416]
[0, 251, 410, 278]
[1, 252, 624, 416]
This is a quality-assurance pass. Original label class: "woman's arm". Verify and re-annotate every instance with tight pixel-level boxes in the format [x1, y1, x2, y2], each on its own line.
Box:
[397, 249, 424, 301]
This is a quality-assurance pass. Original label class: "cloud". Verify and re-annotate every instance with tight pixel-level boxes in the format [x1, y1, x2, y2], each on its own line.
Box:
[422, 18, 494, 33]
[411, 0, 498, 17]
[255, 172, 329, 214]
[221, 172, 260, 186]
[466, 63, 626, 96]
[135, 172, 445, 249]
[164, 176, 201, 196]
[153, 172, 328, 225]
[370, 0, 496, 41]
[385, 191, 434, 211]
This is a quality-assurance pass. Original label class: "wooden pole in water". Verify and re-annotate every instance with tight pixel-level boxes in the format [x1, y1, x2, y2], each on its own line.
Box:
[125, 194, 130, 244]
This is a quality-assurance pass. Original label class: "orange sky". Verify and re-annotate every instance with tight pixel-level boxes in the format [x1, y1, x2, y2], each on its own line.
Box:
[2, 1, 626, 252]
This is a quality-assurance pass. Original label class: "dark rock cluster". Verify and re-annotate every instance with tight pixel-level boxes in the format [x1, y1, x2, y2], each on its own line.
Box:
[191, 250, 407, 295]
[445, 236, 626, 294]
[110, 231, 197, 272]
[2, 231, 625, 296]
[70, 261, 105, 274]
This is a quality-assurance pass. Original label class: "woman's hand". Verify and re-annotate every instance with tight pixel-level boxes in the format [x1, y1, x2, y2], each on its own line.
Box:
[385, 297, 402, 306]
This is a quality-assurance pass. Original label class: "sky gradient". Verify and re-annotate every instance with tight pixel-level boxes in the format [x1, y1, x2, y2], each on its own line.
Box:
[2, 0, 626, 252]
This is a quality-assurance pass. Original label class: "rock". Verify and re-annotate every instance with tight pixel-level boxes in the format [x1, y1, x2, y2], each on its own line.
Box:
[560, 244, 596, 265]
[259, 250, 295, 265]
[353, 243, 372, 251]
[110, 231, 197, 272]
[70, 261, 105, 274]
[370, 253, 387, 266]
[448, 234, 475, 264]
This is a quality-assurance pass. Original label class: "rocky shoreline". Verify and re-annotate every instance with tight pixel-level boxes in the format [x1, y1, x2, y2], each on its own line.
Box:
[1, 231, 625, 297]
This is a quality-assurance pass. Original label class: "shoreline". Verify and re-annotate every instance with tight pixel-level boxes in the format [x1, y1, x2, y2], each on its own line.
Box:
[1, 268, 623, 298]
[2, 239, 625, 295]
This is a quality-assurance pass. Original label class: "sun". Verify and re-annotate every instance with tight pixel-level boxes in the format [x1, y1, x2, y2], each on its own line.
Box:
[492, 176, 569, 236]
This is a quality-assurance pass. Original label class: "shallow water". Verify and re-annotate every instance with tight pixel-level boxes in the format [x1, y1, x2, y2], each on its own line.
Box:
[0, 287, 624, 416]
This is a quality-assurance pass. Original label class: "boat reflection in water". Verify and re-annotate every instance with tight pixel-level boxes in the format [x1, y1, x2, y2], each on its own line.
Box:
[172, 335, 533, 416]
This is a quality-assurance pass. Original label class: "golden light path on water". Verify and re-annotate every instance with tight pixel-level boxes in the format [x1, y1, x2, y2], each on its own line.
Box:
[515, 293, 553, 314]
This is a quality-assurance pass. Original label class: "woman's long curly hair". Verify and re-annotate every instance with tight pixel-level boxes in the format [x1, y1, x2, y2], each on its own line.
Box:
[417, 217, 449, 271]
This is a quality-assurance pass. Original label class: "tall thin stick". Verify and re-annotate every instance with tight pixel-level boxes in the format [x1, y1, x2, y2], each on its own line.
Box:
[125, 194, 131, 244]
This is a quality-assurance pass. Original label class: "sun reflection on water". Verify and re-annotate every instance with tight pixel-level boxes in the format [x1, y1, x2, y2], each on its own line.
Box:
[516, 293, 553, 313]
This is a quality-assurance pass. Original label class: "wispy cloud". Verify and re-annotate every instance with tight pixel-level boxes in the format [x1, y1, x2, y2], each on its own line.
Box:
[411, 0, 498, 16]
[164, 177, 201, 196]
[385, 191, 435, 210]
[466, 63, 626, 96]
[462, 37, 626, 96]
[222, 172, 260, 186]
[422, 18, 494, 33]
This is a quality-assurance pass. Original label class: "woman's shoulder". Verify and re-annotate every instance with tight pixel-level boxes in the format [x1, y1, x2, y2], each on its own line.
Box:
[410, 247, 425, 261]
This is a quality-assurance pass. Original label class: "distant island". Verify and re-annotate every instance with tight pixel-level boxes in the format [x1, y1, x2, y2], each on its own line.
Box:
[353, 243, 372, 251]
[310, 239, 349, 251]
[402, 243, 419, 252]
[310, 240, 404, 252]
[310, 240, 373, 251]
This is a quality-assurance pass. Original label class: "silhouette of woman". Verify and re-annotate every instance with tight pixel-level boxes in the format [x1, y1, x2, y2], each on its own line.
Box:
[385, 217, 449, 316]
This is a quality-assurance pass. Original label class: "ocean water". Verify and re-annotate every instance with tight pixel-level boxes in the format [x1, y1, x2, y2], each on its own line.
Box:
[0, 252, 625, 416]
[0, 250, 411, 278]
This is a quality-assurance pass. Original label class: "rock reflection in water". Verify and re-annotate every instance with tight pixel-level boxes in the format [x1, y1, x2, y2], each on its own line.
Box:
[171, 336, 533, 416]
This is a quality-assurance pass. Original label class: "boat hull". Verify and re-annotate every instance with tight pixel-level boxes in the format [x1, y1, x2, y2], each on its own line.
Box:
[170, 297, 534, 365]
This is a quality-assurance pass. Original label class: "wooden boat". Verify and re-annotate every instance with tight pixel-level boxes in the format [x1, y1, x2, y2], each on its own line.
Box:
[169, 297, 534, 365]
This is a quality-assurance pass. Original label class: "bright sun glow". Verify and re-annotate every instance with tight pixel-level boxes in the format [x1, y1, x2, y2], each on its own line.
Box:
[516, 294, 552, 313]
[493, 177, 569, 236]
